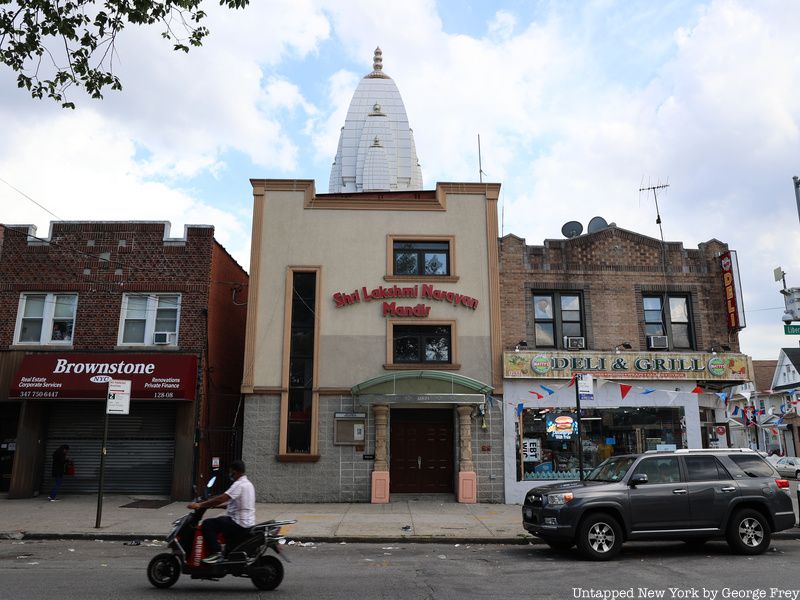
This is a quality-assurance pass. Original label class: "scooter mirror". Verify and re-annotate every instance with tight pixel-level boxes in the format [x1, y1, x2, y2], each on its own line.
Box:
[207, 475, 217, 489]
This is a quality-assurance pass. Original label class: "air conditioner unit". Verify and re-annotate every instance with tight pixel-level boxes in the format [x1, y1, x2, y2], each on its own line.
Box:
[647, 335, 669, 350]
[153, 331, 173, 345]
[564, 336, 586, 350]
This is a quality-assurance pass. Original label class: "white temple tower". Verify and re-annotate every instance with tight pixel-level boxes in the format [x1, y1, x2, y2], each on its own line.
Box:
[328, 47, 423, 193]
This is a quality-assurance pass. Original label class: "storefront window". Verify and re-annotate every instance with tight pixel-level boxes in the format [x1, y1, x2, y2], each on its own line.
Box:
[515, 407, 684, 481]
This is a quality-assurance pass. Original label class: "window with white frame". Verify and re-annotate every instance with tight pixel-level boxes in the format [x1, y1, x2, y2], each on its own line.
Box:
[118, 294, 180, 346]
[15, 293, 78, 344]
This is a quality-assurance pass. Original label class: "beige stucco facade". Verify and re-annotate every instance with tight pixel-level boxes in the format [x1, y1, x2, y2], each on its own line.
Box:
[242, 180, 502, 393]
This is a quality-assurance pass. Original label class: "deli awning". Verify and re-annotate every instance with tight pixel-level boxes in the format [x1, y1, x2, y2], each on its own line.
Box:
[10, 353, 197, 400]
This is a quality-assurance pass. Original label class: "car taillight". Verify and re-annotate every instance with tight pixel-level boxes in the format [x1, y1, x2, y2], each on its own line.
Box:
[775, 479, 790, 489]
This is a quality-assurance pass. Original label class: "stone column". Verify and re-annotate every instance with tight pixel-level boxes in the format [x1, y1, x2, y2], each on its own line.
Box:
[456, 405, 477, 503]
[457, 405, 475, 471]
[373, 405, 389, 470]
[371, 404, 390, 503]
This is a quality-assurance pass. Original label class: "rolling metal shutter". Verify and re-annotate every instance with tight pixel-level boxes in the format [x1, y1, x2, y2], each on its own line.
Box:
[42, 402, 176, 495]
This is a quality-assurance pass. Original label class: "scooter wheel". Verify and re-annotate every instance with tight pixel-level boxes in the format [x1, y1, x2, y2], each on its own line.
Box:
[250, 555, 284, 591]
[147, 553, 181, 588]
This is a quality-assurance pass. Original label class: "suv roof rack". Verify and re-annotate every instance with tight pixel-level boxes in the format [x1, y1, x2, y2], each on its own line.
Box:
[644, 448, 755, 454]
[675, 448, 755, 453]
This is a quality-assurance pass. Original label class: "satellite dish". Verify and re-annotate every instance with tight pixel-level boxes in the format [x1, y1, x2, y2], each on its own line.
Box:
[561, 221, 583, 238]
[587, 216, 609, 234]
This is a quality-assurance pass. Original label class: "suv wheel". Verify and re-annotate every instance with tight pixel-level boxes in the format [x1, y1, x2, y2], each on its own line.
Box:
[726, 508, 771, 555]
[576, 513, 623, 561]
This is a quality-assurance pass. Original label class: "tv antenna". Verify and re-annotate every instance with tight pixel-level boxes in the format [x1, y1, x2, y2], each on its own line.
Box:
[640, 178, 671, 278]
[639, 180, 669, 244]
[478, 134, 487, 183]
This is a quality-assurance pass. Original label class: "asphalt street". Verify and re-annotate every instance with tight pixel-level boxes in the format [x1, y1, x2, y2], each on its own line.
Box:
[1, 539, 799, 600]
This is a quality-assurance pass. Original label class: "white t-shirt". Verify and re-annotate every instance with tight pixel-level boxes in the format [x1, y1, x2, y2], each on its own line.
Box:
[225, 475, 255, 527]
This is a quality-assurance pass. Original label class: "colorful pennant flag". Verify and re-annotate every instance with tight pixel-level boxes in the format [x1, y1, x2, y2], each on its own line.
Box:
[540, 385, 555, 396]
[528, 390, 543, 399]
[516, 403, 524, 417]
[641, 388, 656, 395]
[732, 406, 741, 416]
[691, 386, 703, 394]
[620, 384, 632, 400]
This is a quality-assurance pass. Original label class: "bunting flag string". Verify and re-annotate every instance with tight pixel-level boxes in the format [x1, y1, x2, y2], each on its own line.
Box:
[496, 373, 760, 418]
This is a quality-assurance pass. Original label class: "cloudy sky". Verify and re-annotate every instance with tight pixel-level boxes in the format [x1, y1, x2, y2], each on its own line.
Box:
[0, 0, 798, 361]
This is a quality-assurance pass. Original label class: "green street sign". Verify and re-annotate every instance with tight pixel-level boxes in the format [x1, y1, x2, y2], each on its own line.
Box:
[784, 324, 800, 335]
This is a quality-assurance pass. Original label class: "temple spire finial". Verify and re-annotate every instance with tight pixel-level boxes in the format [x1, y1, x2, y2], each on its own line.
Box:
[373, 46, 383, 72]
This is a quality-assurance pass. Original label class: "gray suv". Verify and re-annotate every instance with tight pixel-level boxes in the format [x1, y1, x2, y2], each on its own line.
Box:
[522, 448, 795, 560]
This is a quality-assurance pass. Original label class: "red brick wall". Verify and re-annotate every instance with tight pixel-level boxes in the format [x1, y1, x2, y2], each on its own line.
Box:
[206, 242, 249, 428]
[499, 227, 741, 353]
[0, 222, 213, 352]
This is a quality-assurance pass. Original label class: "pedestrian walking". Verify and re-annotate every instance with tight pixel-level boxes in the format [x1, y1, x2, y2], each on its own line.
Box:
[48, 445, 71, 501]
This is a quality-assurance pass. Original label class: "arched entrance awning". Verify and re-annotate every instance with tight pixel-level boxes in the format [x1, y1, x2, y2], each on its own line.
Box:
[351, 370, 493, 405]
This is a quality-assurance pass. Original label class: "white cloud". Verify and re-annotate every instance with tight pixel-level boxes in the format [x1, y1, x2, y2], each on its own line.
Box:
[488, 10, 517, 40]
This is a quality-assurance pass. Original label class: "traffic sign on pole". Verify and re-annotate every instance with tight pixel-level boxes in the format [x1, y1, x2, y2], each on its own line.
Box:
[106, 379, 131, 414]
[785, 324, 800, 335]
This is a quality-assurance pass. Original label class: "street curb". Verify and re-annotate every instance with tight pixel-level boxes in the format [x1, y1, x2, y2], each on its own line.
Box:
[3, 531, 539, 545]
[4, 531, 800, 543]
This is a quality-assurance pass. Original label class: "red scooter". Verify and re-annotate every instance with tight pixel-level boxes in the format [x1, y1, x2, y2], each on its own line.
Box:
[147, 476, 295, 591]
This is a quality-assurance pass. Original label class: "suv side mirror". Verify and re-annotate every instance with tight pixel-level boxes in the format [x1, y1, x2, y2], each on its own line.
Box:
[629, 473, 648, 487]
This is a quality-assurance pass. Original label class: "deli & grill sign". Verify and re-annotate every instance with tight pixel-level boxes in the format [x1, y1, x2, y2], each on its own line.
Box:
[721, 250, 746, 331]
[10, 353, 197, 400]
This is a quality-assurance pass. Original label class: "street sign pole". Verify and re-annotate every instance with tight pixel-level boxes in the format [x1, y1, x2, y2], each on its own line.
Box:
[575, 375, 584, 481]
[94, 409, 109, 528]
[95, 379, 131, 529]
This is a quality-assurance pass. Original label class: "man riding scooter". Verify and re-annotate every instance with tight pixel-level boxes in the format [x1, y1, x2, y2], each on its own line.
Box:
[187, 459, 255, 564]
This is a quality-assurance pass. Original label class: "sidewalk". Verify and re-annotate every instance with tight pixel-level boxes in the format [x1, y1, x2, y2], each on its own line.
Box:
[0, 494, 531, 543]
[2, 493, 800, 544]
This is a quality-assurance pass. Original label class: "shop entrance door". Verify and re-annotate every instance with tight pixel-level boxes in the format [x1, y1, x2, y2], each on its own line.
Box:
[390, 409, 454, 494]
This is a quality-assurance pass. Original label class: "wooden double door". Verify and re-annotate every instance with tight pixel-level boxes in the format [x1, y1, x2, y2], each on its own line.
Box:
[390, 409, 454, 494]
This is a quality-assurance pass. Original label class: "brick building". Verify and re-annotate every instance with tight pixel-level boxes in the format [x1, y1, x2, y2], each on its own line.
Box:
[499, 225, 752, 502]
[0, 222, 248, 499]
